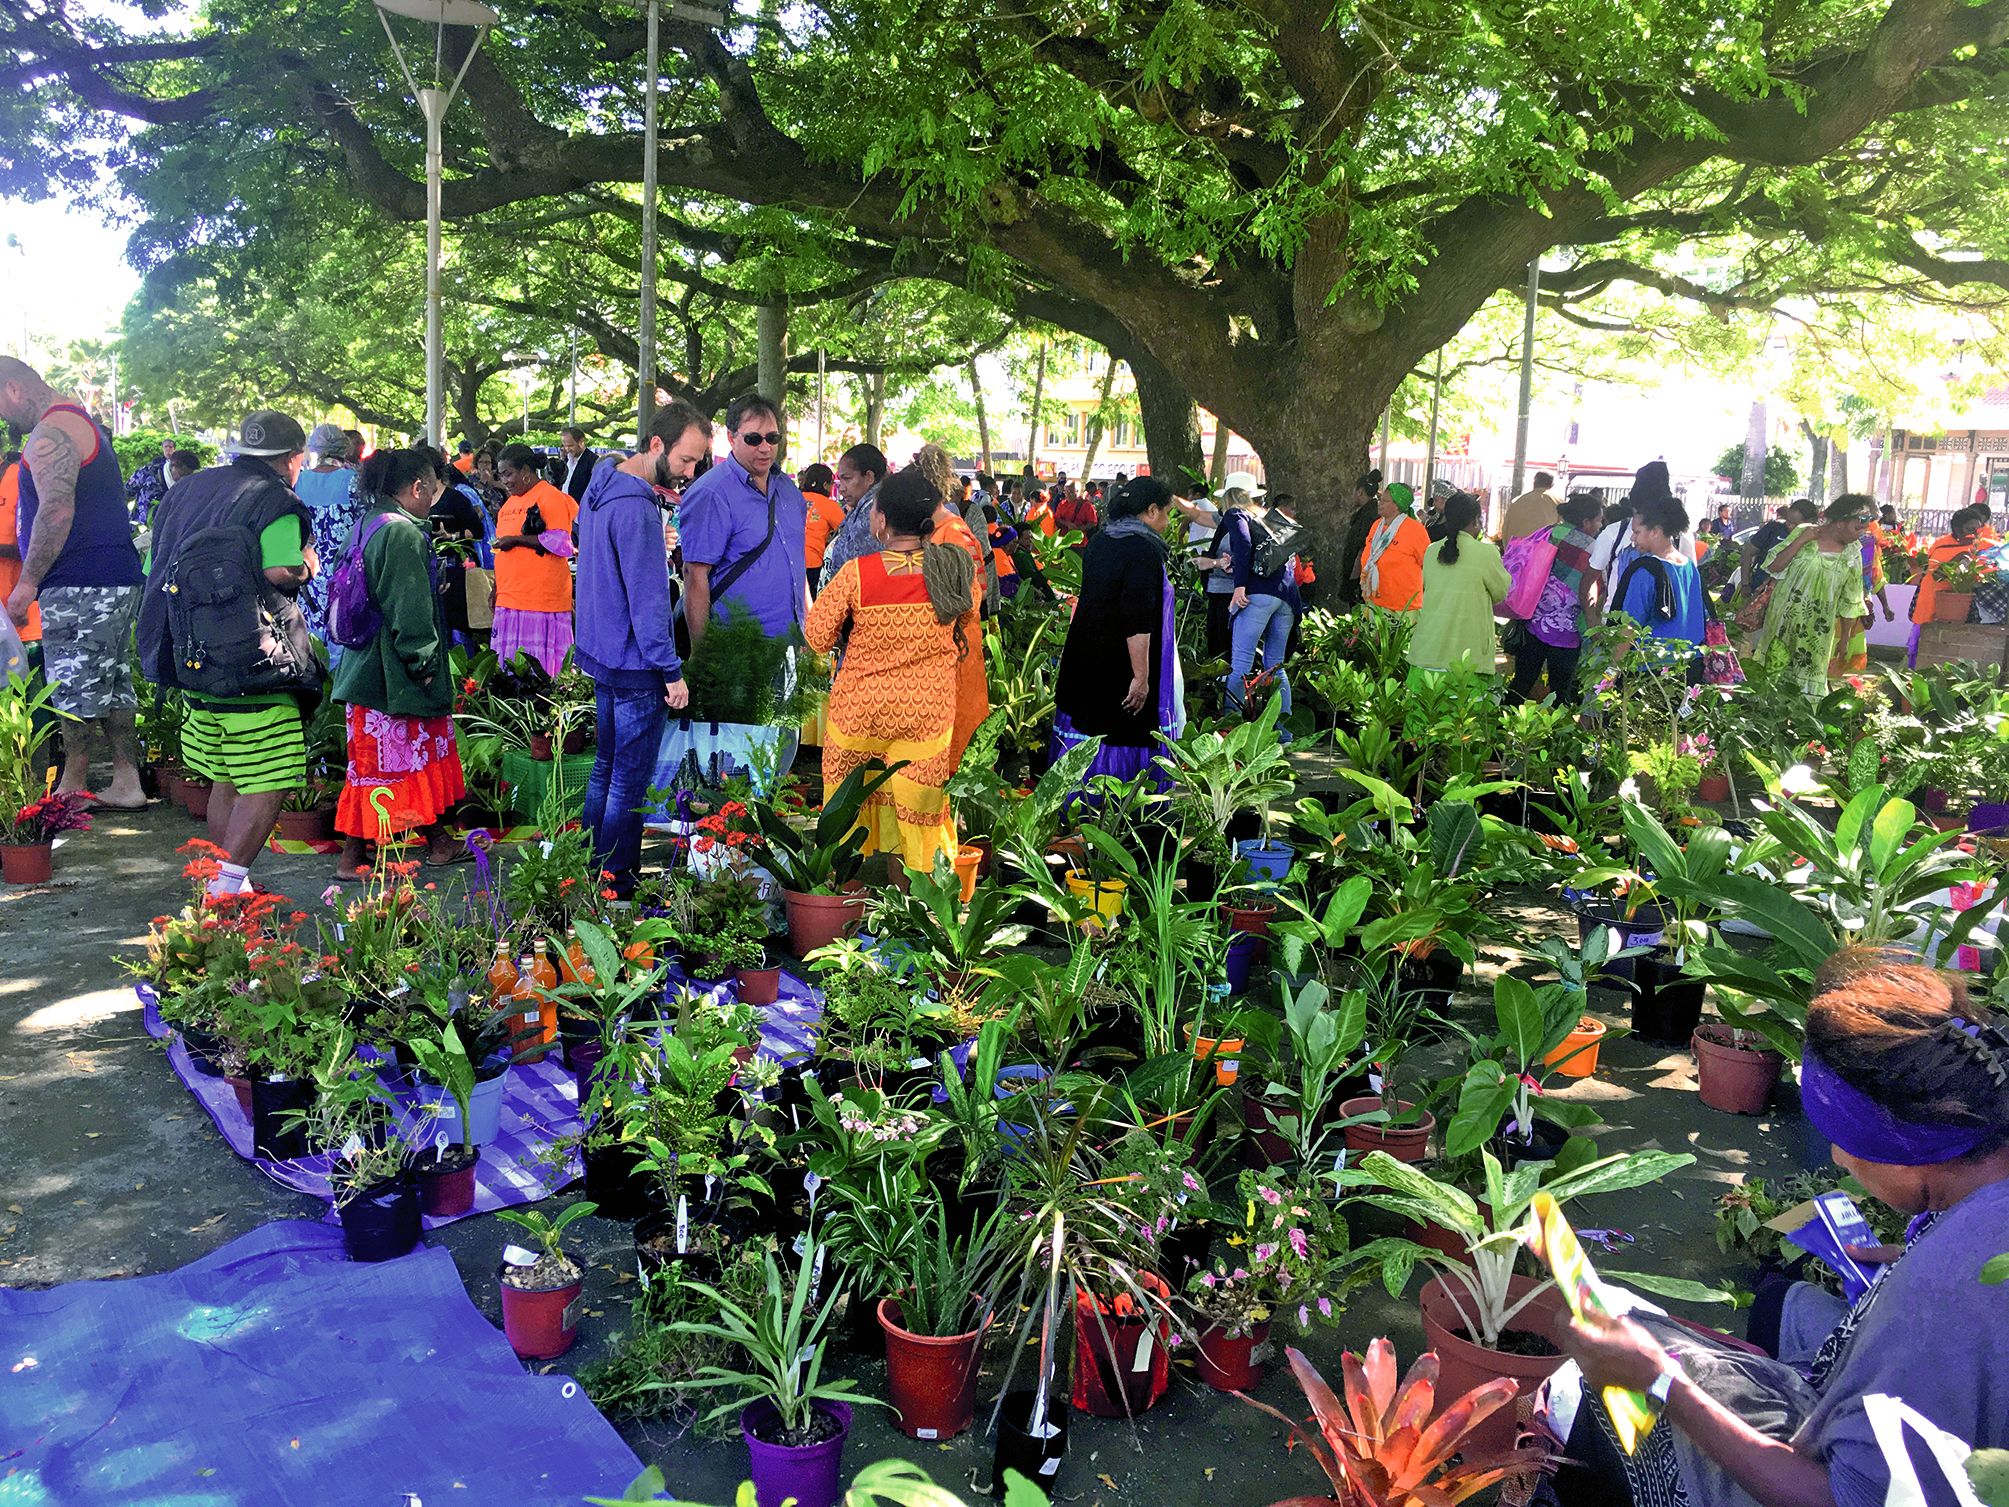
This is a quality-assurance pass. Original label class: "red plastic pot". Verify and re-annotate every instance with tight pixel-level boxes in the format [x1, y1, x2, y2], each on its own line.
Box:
[1224, 900, 1278, 938]
[1419, 1273, 1568, 1457]
[1, 841, 53, 885]
[1693, 1025, 1782, 1115]
[499, 1268, 583, 1359]
[878, 1298, 986, 1439]
[783, 888, 866, 957]
[1340, 1096, 1435, 1164]
[1193, 1323, 1268, 1391]
[181, 781, 211, 819]
[416, 1146, 480, 1217]
[1071, 1274, 1171, 1418]
[735, 965, 782, 1006]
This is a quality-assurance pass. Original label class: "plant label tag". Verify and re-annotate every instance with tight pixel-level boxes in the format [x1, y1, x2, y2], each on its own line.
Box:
[810, 1246, 826, 1306]
[502, 1244, 540, 1267]
[1039, 1456, 1061, 1477]
[791, 1233, 809, 1260]
[1132, 1326, 1155, 1372]
[804, 1170, 822, 1209]
[914, 1427, 938, 1440]
[561, 1294, 583, 1331]
[704, 1174, 717, 1202]
[1368, 1069, 1384, 1095]
[1251, 1339, 1277, 1364]
[676, 1194, 690, 1254]
[540, 841, 555, 858]
[387, 981, 411, 998]
[340, 1133, 364, 1162]
[433, 1130, 449, 1154]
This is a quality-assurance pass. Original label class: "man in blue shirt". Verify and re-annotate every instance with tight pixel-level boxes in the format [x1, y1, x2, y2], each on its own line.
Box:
[678, 392, 808, 647]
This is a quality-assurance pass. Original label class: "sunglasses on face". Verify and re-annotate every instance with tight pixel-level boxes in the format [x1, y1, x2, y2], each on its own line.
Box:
[738, 431, 782, 448]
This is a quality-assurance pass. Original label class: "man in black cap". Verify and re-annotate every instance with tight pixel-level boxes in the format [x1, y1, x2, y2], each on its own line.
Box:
[138, 410, 321, 895]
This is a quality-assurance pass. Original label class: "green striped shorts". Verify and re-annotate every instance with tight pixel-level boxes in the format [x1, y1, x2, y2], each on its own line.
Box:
[181, 700, 307, 795]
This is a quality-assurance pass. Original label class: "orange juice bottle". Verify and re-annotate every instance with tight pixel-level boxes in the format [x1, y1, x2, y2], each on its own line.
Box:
[486, 947, 519, 1004]
[508, 963, 548, 1062]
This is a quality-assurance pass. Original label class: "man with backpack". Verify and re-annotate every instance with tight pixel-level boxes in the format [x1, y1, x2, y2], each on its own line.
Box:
[138, 410, 320, 896]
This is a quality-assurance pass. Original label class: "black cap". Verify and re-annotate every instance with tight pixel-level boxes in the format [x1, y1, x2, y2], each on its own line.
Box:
[237, 411, 307, 457]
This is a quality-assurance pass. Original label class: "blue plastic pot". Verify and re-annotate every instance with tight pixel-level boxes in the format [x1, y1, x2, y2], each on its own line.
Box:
[414, 1069, 507, 1147]
[1225, 932, 1265, 993]
[1234, 840, 1294, 884]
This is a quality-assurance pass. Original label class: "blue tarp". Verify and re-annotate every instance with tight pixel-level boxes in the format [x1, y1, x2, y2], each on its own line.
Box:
[0, 1221, 641, 1505]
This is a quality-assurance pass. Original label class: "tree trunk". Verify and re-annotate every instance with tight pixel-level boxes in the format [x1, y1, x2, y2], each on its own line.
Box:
[452, 364, 489, 449]
[1802, 419, 1830, 506]
[1831, 440, 1848, 497]
[864, 369, 885, 450]
[757, 300, 787, 404]
[1741, 400, 1768, 501]
[1126, 343, 1201, 486]
[968, 359, 992, 475]
[1236, 390, 1382, 592]
[1208, 416, 1233, 489]
[1080, 352, 1120, 477]
[1024, 340, 1047, 469]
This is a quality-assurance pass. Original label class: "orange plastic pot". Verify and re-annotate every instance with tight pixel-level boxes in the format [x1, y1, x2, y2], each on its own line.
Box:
[1184, 1023, 1245, 1086]
[1542, 1016, 1606, 1079]
[953, 845, 983, 903]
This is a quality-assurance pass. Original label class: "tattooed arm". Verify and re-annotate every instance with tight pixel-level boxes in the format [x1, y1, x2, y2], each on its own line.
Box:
[6, 415, 84, 627]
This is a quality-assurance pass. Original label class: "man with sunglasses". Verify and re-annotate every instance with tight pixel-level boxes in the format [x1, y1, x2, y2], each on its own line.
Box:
[678, 392, 808, 650]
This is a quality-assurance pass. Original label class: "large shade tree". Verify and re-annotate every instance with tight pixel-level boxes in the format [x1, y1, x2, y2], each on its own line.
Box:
[10, 0, 2009, 551]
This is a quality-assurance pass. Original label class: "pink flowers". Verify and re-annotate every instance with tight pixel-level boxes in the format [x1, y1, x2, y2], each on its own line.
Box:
[1258, 1184, 1283, 1206]
[1288, 1227, 1309, 1259]
[1253, 1244, 1276, 1264]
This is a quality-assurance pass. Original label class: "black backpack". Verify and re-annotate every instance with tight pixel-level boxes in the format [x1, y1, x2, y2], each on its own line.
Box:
[1247, 510, 1306, 578]
[161, 479, 319, 698]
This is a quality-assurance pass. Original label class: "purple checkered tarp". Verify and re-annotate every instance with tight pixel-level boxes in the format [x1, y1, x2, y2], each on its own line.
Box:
[138, 968, 825, 1227]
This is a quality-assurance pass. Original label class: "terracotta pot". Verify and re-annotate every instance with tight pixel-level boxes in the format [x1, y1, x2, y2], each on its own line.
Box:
[1929, 811, 1966, 832]
[181, 781, 211, 819]
[562, 727, 590, 756]
[1542, 1016, 1606, 1079]
[783, 888, 866, 957]
[953, 844, 983, 903]
[527, 732, 554, 761]
[1418, 1273, 1569, 1456]
[1193, 1323, 1269, 1391]
[878, 1298, 987, 1440]
[1, 841, 53, 884]
[273, 807, 336, 844]
[1340, 1095, 1435, 1164]
[1693, 1025, 1782, 1114]
[1932, 590, 1974, 623]
[735, 965, 782, 1006]
[1697, 772, 1731, 803]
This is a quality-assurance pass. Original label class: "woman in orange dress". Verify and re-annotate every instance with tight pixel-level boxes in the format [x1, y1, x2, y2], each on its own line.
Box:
[915, 443, 989, 764]
[1358, 481, 1431, 612]
[804, 467, 978, 874]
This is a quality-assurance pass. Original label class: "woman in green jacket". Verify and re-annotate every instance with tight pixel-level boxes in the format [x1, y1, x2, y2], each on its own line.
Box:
[333, 448, 466, 878]
[1407, 491, 1510, 677]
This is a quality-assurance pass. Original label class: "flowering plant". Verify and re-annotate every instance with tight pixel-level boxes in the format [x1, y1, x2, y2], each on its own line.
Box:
[1932, 551, 1996, 592]
[1184, 1170, 1349, 1339]
[6, 790, 93, 843]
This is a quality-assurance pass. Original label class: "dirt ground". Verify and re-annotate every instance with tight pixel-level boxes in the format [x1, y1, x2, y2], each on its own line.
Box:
[0, 801, 1813, 1507]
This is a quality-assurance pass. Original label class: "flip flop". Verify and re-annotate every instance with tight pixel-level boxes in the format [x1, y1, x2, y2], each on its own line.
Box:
[90, 796, 152, 811]
[331, 867, 371, 884]
[424, 847, 476, 868]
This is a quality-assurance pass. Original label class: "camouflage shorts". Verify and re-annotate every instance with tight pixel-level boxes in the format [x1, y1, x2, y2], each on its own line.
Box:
[39, 584, 140, 719]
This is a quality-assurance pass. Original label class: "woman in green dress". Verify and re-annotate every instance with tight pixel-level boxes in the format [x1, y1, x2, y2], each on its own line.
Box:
[1750, 496, 1872, 697]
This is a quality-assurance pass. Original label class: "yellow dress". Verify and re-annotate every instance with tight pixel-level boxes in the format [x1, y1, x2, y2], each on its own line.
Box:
[803, 551, 974, 872]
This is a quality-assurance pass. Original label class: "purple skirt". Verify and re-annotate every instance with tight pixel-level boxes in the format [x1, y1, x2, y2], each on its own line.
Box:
[492, 607, 574, 676]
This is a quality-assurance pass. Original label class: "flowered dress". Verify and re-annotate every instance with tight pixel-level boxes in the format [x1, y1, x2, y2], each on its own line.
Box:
[803, 550, 974, 872]
[1751, 529, 1867, 697]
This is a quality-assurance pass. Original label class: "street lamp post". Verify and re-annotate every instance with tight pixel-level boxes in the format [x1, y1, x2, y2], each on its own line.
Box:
[636, 0, 661, 445]
[375, 0, 499, 450]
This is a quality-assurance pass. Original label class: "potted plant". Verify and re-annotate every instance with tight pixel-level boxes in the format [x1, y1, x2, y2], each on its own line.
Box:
[286, 1033, 423, 1262]
[1339, 1145, 1693, 1454]
[2, 790, 91, 883]
[875, 1193, 1004, 1440]
[752, 761, 903, 956]
[665, 1239, 882, 1507]
[868, 858, 1030, 999]
[1930, 550, 1992, 621]
[1182, 1168, 1347, 1392]
[675, 869, 771, 984]
[405, 1020, 483, 1217]
[1155, 696, 1297, 892]
[1441, 965, 1614, 1165]
[273, 777, 340, 844]
[1234, 1340, 1548, 1506]
[497, 1198, 599, 1359]
[1242, 975, 1369, 1171]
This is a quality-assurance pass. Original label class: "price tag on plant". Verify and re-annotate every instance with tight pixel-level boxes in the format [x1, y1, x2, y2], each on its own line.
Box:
[561, 1294, 584, 1332]
[340, 1133, 363, 1162]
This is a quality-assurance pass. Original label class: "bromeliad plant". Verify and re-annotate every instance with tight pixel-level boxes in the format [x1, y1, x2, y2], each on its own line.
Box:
[753, 760, 904, 896]
[868, 860, 1030, 987]
[1340, 1146, 1694, 1352]
[1235, 1340, 1547, 1507]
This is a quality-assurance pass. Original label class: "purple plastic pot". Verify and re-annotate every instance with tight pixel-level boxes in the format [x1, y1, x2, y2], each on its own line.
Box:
[1224, 931, 1264, 993]
[742, 1399, 851, 1507]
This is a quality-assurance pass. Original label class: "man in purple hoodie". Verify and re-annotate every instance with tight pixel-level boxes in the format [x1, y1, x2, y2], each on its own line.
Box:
[575, 398, 714, 895]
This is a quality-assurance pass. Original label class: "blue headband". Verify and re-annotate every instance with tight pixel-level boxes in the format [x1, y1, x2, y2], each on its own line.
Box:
[1800, 1043, 1991, 1167]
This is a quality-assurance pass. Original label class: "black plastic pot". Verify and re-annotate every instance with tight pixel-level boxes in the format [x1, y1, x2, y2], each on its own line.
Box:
[581, 1136, 652, 1223]
[1392, 949, 1463, 1014]
[1487, 1117, 1572, 1170]
[1182, 858, 1220, 903]
[1631, 952, 1706, 1046]
[937, 1175, 1004, 1243]
[1570, 898, 1668, 989]
[179, 1025, 227, 1077]
[338, 1176, 422, 1262]
[249, 1076, 313, 1160]
[635, 1204, 729, 1282]
[993, 1390, 1068, 1498]
[1158, 1219, 1214, 1284]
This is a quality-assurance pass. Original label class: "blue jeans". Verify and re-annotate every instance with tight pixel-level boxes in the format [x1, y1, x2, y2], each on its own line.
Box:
[583, 681, 668, 897]
[1226, 592, 1292, 716]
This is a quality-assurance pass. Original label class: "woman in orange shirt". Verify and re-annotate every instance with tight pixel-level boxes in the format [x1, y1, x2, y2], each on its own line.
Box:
[1907, 506, 1986, 665]
[1358, 481, 1430, 612]
[798, 462, 846, 596]
[915, 444, 988, 764]
[804, 467, 977, 874]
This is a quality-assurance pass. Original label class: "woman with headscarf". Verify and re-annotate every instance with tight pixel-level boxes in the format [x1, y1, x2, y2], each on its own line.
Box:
[1358, 480, 1429, 612]
[1750, 495, 1874, 697]
[1407, 492, 1509, 677]
[1549, 953, 2009, 1507]
[295, 422, 359, 644]
[803, 466, 977, 874]
[1052, 477, 1183, 788]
